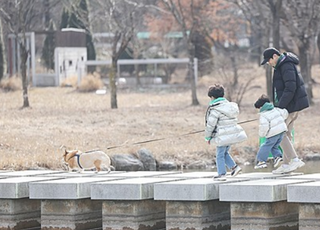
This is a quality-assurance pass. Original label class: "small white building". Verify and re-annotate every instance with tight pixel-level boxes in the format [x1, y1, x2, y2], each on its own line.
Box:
[54, 28, 87, 85]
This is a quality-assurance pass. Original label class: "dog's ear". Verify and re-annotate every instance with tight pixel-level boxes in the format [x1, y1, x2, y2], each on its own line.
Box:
[64, 149, 68, 156]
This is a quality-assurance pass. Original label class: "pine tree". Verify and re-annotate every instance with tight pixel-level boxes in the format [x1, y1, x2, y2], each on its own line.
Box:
[68, 0, 96, 61]
[62, 0, 96, 72]
[60, 8, 69, 30]
[79, 0, 96, 63]
[41, 20, 56, 70]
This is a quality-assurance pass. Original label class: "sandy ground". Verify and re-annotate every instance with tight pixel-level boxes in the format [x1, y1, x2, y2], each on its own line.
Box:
[1, 65, 320, 171]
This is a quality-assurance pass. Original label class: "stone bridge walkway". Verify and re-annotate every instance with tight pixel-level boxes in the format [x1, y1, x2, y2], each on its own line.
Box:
[0, 170, 319, 230]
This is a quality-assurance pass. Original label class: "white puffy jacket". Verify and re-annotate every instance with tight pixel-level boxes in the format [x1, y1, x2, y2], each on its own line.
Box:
[205, 98, 247, 146]
[258, 102, 288, 138]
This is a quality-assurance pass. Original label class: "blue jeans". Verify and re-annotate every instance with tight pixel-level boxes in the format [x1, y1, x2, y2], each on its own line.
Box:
[216, 146, 236, 175]
[257, 132, 284, 162]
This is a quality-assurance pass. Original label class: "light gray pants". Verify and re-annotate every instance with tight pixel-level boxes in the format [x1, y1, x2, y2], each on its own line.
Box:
[280, 112, 299, 164]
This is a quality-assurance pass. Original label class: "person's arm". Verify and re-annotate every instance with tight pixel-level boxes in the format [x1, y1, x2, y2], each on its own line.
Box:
[278, 108, 289, 120]
[205, 110, 218, 141]
[258, 115, 269, 137]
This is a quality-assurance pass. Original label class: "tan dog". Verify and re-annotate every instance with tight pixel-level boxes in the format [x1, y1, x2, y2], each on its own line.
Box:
[63, 149, 113, 173]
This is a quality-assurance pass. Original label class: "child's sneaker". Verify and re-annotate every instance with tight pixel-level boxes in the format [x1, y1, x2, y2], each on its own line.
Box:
[273, 157, 283, 168]
[213, 174, 227, 181]
[231, 165, 242, 177]
[254, 161, 267, 169]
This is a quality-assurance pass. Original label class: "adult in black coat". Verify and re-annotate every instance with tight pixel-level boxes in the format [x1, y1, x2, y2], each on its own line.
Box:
[260, 47, 309, 174]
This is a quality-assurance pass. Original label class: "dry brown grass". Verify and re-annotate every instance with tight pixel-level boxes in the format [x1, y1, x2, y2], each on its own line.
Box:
[60, 73, 104, 91]
[60, 76, 78, 88]
[0, 75, 22, 91]
[78, 73, 104, 92]
[1, 64, 320, 171]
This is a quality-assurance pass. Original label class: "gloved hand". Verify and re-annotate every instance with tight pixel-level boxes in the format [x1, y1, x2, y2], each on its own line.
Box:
[205, 137, 212, 145]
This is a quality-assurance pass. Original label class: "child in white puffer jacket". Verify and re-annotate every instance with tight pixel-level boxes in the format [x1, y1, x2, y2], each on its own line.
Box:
[254, 94, 288, 169]
[205, 84, 247, 181]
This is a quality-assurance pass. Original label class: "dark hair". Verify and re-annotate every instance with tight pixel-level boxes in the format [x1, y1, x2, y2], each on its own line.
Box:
[208, 84, 224, 98]
[254, 94, 270, 109]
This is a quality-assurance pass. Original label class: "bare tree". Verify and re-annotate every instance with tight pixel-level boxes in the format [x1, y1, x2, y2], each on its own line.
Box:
[282, 0, 320, 104]
[0, 0, 43, 108]
[233, 0, 275, 98]
[125, 1, 156, 87]
[235, 0, 320, 104]
[268, 0, 282, 49]
[90, 0, 143, 109]
[159, 0, 199, 106]
[202, 2, 242, 86]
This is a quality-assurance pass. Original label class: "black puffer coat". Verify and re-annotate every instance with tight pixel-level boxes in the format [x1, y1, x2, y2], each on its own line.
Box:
[272, 52, 309, 113]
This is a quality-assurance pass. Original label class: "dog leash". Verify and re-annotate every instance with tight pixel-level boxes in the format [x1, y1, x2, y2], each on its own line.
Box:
[106, 118, 257, 150]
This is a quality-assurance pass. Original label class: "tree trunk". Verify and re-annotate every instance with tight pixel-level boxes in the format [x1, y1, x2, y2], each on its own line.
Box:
[0, 19, 4, 81]
[18, 1, 29, 108]
[271, 0, 281, 50]
[263, 0, 281, 101]
[261, 22, 272, 98]
[110, 58, 118, 109]
[43, 0, 50, 28]
[134, 63, 141, 86]
[20, 40, 29, 108]
[230, 55, 238, 87]
[266, 67, 273, 99]
[317, 31, 320, 64]
[188, 42, 199, 106]
[298, 45, 313, 104]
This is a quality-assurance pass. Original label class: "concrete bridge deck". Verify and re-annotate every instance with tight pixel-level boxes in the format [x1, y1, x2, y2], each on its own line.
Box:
[0, 170, 319, 230]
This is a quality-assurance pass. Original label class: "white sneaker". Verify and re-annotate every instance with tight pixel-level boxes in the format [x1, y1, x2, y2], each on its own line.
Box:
[254, 161, 267, 169]
[272, 165, 291, 174]
[273, 157, 283, 168]
[289, 159, 305, 171]
[231, 165, 242, 177]
[213, 174, 227, 181]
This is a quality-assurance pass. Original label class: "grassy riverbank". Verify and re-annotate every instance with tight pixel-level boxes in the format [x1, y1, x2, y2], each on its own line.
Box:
[1, 64, 320, 170]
